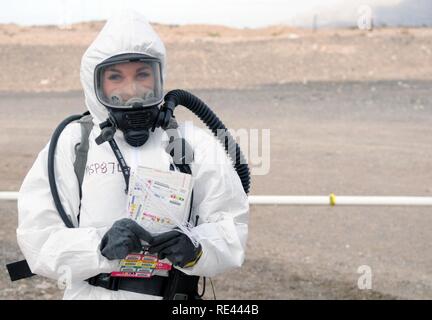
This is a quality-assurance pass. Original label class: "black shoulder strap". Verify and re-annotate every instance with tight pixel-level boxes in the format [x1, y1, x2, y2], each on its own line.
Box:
[164, 117, 194, 166]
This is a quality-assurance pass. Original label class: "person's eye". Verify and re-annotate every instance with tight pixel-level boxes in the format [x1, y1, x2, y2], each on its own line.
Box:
[107, 74, 122, 81]
[137, 72, 151, 80]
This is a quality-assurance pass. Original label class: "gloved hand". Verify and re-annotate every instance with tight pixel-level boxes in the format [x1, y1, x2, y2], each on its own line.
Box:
[148, 229, 202, 268]
[100, 218, 153, 260]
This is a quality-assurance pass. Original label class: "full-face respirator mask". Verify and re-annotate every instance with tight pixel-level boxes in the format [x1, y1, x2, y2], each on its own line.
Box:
[94, 53, 164, 147]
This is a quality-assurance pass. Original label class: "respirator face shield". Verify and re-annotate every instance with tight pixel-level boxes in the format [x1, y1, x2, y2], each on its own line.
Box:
[94, 54, 165, 147]
[94, 54, 164, 109]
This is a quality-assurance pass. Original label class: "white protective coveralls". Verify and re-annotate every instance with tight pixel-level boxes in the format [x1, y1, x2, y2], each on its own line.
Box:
[16, 10, 249, 300]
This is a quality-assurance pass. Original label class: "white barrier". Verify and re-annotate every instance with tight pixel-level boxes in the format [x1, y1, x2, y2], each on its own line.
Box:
[0, 192, 19, 201]
[1, 192, 432, 206]
[248, 195, 432, 206]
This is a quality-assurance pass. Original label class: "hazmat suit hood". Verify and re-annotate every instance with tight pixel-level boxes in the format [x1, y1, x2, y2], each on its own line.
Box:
[80, 10, 166, 124]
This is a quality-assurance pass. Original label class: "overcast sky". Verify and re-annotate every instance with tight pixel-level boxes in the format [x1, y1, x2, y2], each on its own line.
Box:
[0, 0, 430, 28]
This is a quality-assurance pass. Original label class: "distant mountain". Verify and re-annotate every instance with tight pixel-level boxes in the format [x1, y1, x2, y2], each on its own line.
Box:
[374, 0, 432, 27]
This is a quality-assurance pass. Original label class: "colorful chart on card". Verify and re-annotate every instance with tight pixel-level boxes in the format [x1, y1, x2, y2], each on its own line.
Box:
[111, 253, 172, 279]
[126, 166, 193, 234]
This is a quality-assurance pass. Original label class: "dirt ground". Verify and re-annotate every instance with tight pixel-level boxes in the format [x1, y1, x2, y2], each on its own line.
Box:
[0, 22, 431, 300]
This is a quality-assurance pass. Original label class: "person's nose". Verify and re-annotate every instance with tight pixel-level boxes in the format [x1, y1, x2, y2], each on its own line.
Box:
[121, 80, 138, 100]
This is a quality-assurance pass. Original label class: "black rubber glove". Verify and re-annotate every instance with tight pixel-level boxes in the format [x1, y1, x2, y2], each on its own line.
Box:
[100, 218, 153, 260]
[148, 229, 202, 268]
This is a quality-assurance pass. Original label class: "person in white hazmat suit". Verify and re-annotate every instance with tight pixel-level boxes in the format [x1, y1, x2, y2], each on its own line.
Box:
[16, 10, 249, 300]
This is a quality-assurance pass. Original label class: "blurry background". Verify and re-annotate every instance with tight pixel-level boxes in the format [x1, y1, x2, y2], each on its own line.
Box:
[0, 0, 431, 28]
[0, 0, 431, 299]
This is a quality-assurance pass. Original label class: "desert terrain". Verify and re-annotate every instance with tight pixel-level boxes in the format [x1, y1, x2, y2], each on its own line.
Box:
[0, 22, 431, 299]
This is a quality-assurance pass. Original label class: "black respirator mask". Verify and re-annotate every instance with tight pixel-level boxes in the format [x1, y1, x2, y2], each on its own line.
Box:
[106, 105, 160, 147]
[94, 53, 164, 147]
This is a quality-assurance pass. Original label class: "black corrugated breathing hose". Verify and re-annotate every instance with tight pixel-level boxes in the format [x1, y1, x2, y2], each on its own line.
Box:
[162, 90, 251, 194]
